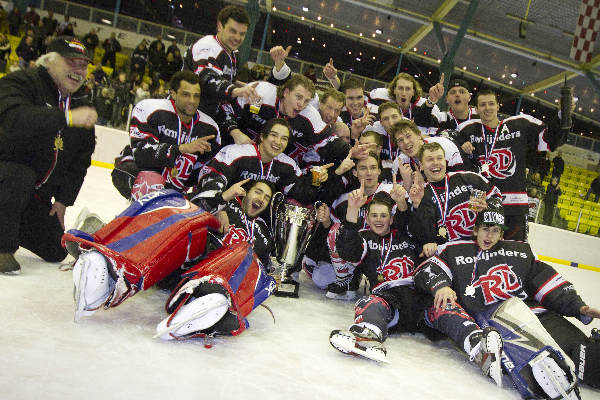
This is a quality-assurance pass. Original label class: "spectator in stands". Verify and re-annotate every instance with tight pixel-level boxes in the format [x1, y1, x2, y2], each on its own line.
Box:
[16, 35, 38, 68]
[42, 10, 58, 37]
[152, 81, 168, 98]
[134, 81, 151, 104]
[0, 4, 8, 35]
[585, 175, 600, 203]
[527, 187, 542, 222]
[166, 39, 179, 57]
[90, 62, 108, 86]
[94, 87, 114, 126]
[82, 28, 99, 57]
[110, 71, 132, 128]
[7, 6, 21, 36]
[552, 151, 565, 182]
[23, 7, 40, 30]
[160, 50, 182, 83]
[129, 40, 148, 76]
[148, 39, 165, 79]
[0, 33, 10, 72]
[543, 176, 561, 226]
[526, 172, 544, 195]
[57, 15, 75, 36]
[101, 32, 121, 71]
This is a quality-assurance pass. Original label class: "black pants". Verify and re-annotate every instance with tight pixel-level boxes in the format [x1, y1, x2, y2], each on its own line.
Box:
[543, 202, 556, 225]
[0, 162, 67, 262]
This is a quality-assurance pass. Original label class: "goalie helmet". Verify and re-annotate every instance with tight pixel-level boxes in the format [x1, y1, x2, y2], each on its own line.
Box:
[72, 250, 115, 321]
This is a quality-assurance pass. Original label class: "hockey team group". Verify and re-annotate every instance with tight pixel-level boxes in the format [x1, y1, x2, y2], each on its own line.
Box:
[0, 4, 599, 400]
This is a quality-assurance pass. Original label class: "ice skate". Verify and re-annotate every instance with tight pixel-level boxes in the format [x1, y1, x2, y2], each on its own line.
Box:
[72, 250, 115, 322]
[470, 327, 503, 387]
[329, 325, 388, 363]
[0, 253, 20, 275]
[65, 208, 105, 258]
[155, 293, 229, 340]
[325, 276, 357, 301]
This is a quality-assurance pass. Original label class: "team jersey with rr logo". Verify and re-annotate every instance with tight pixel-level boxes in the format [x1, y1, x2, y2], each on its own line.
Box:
[414, 239, 586, 317]
[456, 114, 565, 215]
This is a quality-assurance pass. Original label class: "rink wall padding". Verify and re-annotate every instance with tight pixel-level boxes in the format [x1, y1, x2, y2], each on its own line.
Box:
[91, 125, 600, 270]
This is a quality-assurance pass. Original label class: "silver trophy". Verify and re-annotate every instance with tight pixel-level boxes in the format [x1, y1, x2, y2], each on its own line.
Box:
[270, 193, 319, 298]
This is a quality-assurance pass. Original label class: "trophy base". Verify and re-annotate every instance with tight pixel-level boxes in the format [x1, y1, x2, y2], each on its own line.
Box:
[274, 279, 299, 298]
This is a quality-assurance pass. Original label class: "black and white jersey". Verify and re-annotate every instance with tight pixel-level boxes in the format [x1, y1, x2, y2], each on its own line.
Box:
[209, 198, 274, 268]
[191, 143, 319, 212]
[408, 171, 502, 245]
[129, 98, 220, 191]
[183, 35, 238, 116]
[414, 239, 586, 316]
[219, 81, 349, 169]
[430, 107, 479, 135]
[329, 222, 421, 292]
[456, 114, 566, 215]
[339, 103, 378, 130]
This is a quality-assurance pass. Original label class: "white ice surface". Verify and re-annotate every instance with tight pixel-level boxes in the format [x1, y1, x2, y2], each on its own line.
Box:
[1, 166, 600, 400]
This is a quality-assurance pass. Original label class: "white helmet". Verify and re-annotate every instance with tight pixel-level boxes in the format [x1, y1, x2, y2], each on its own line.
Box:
[72, 250, 115, 322]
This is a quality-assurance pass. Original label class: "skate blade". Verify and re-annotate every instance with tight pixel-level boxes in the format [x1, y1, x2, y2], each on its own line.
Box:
[155, 293, 229, 340]
[329, 331, 388, 363]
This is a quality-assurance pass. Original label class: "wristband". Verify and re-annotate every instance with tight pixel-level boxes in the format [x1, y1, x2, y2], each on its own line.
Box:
[425, 96, 435, 106]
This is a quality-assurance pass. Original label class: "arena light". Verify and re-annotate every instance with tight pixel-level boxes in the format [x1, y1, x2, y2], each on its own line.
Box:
[510, 72, 518, 78]
[375, 29, 382, 35]
[302, 7, 309, 12]
[101, 19, 112, 25]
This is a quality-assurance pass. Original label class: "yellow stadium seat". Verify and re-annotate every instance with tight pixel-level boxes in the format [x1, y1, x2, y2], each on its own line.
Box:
[590, 226, 599, 236]
[567, 221, 577, 230]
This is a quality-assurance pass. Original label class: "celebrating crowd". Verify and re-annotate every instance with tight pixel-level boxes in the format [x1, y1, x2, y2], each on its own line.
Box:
[1, 4, 599, 399]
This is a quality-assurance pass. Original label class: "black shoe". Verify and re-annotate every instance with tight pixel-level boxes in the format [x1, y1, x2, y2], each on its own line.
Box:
[0, 253, 21, 275]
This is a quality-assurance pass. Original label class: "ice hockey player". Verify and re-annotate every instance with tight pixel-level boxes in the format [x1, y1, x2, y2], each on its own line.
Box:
[414, 205, 600, 397]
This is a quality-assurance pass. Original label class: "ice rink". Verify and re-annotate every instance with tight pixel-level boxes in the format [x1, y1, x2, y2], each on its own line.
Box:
[1, 166, 600, 400]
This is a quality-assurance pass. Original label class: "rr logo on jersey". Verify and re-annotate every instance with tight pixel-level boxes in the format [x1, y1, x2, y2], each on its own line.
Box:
[478, 148, 516, 179]
[472, 264, 525, 305]
[223, 226, 249, 245]
[381, 256, 415, 280]
[444, 202, 478, 240]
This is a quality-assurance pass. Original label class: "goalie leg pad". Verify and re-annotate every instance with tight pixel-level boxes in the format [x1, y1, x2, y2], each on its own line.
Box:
[573, 332, 600, 388]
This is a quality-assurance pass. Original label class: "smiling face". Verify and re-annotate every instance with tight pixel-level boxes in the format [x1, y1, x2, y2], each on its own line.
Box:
[319, 96, 344, 125]
[367, 203, 392, 236]
[280, 85, 312, 118]
[46, 54, 89, 95]
[242, 182, 273, 218]
[420, 148, 447, 182]
[476, 93, 500, 126]
[446, 86, 471, 116]
[353, 155, 381, 194]
[393, 78, 415, 110]
[474, 224, 503, 250]
[259, 123, 290, 162]
[394, 128, 423, 159]
[170, 80, 201, 122]
[216, 18, 248, 53]
[344, 87, 365, 117]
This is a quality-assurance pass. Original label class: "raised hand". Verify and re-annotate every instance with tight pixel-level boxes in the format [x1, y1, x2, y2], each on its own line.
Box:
[222, 178, 251, 202]
[398, 163, 413, 190]
[270, 45, 291, 70]
[461, 141, 475, 155]
[230, 129, 254, 145]
[349, 142, 375, 160]
[232, 82, 261, 104]
[428, 72, 445, 105]
[409, 181, 425, 208]
[390, 173, 408, 211]
[216, 210, 230, 234]
[335, 151, 355, 176]
[179, 135, 215, 154]
[316, 203, 332, 228]
[350, 109, 376, 139]
[580, 305, 600, 319]
[71, 106, 98, 129]
[348, 179, 368, 210]
[323, 58, 337, 80]
[315, 163, 334, 184]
